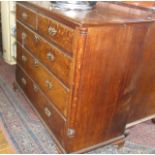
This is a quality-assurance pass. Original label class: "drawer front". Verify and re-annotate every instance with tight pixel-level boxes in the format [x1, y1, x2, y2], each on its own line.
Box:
[17, 22, 72, 87]
[16, 4, 37, 30]
[17, 43, 69, 117]
[17, 21, 38, 56]
[16, 66, 65, 143]
[17, 43, 22, 65]
[37, 15, 74, 54]
[38, 42, 72, 87]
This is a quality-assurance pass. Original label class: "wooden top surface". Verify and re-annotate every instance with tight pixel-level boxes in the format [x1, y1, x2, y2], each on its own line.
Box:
[18, 2, 155, 27]
[121, 1, 155, 11]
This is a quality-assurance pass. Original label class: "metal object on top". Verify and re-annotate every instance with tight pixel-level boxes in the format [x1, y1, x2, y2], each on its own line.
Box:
[51, 1, 97, 10]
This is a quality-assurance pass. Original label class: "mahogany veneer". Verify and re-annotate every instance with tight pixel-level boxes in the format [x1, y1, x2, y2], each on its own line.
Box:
[118, 1, 155, 127]
[15, 2, 155, 153]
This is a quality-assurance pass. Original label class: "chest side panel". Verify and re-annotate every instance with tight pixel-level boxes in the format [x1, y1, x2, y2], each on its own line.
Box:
[127, 23, 155, 124]
[66, 23, 149, 152]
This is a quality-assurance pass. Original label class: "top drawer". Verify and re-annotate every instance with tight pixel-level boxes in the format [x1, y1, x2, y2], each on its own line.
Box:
[37, 15, 74, 54]
[16, 4, 37, 30]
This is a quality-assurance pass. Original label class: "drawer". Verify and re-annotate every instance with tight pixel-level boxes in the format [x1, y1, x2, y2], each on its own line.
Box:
[16, 66, 65, 143]
[17, 43, 22, 64]
[17, 22, 72, 87]
[17, 21, 38, 56]
[16, 4, 37, 30]
[17, 43, 69, 117]
[37, 15, 74, 54]
[38, 41, 72, 87]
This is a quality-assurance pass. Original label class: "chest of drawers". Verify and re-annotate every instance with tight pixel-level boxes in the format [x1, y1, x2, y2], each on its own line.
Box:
[15, 2, 155, 153]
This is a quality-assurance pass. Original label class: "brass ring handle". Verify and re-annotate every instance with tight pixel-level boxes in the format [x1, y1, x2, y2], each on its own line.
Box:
[21, 12, 28, 20]
[44, 107, 52, 117]
[22, 32, 27, 40]
[21, 55, 27, 62]
[45, 80, 53, 89]
[21, 32, 27, 46]
[34, 58, 39, 67]
[47, 52, 55, 61]
[22, 32, 27, 46]
[48, 26, 57, 36]
[33, 83, 39, 92]
[34, 34, 40, 42]
[67, 128, 76, 138]
[21, 77, 27, 86]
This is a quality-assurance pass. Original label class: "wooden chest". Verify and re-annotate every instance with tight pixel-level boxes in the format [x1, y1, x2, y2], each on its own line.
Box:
[15, 2, 155, 153]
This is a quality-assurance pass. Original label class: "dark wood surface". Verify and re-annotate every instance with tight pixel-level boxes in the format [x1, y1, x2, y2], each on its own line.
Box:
[120, 2, 155, 125]
[122, 1, 155, 10]
[18, 2, 154, 27]
[16, 4, 37, 30]
[152, 118, 155, 124]
[16, 2, 155, 153]
[128, 22, 155, 123]
[16, 66, 65, 143]
[16, 21, 72, 87]
[65, 23, 150, 152]
[16, 42, 69, 117]
[0, 3, 2, 52]
[37, 14, 74, 54]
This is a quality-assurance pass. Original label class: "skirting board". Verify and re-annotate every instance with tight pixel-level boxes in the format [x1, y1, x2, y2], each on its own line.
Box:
[126, 114, 155, 129]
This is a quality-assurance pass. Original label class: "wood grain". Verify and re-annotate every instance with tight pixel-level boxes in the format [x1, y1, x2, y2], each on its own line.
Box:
[17, 21, 73, 87]
[17, 43, 69, 117]
[127, 22, 155, 123]
[37, 14, 74, 54]
[16, 21, 38, 56]
[0, 129, 15, 154]
[16, 66, 65, 144]
[16, 4, 37, 30]
[123, 1, 155, 9]
[64, 23, 149, 152]
[18, 2, 154, 27]
[16, 2, 155, 153]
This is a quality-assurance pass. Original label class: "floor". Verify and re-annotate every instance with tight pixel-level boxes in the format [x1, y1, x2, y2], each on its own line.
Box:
[0, 53, 15, 153]
[0, 56, 155, 153]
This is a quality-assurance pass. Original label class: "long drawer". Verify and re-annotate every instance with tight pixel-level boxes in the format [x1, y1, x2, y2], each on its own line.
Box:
[16, 21, 37, 55]
[16, 4, 37, 30]
[17, 43, 69, 117]
[16, 21, 72, 87]
[16, 66, 65, 144]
